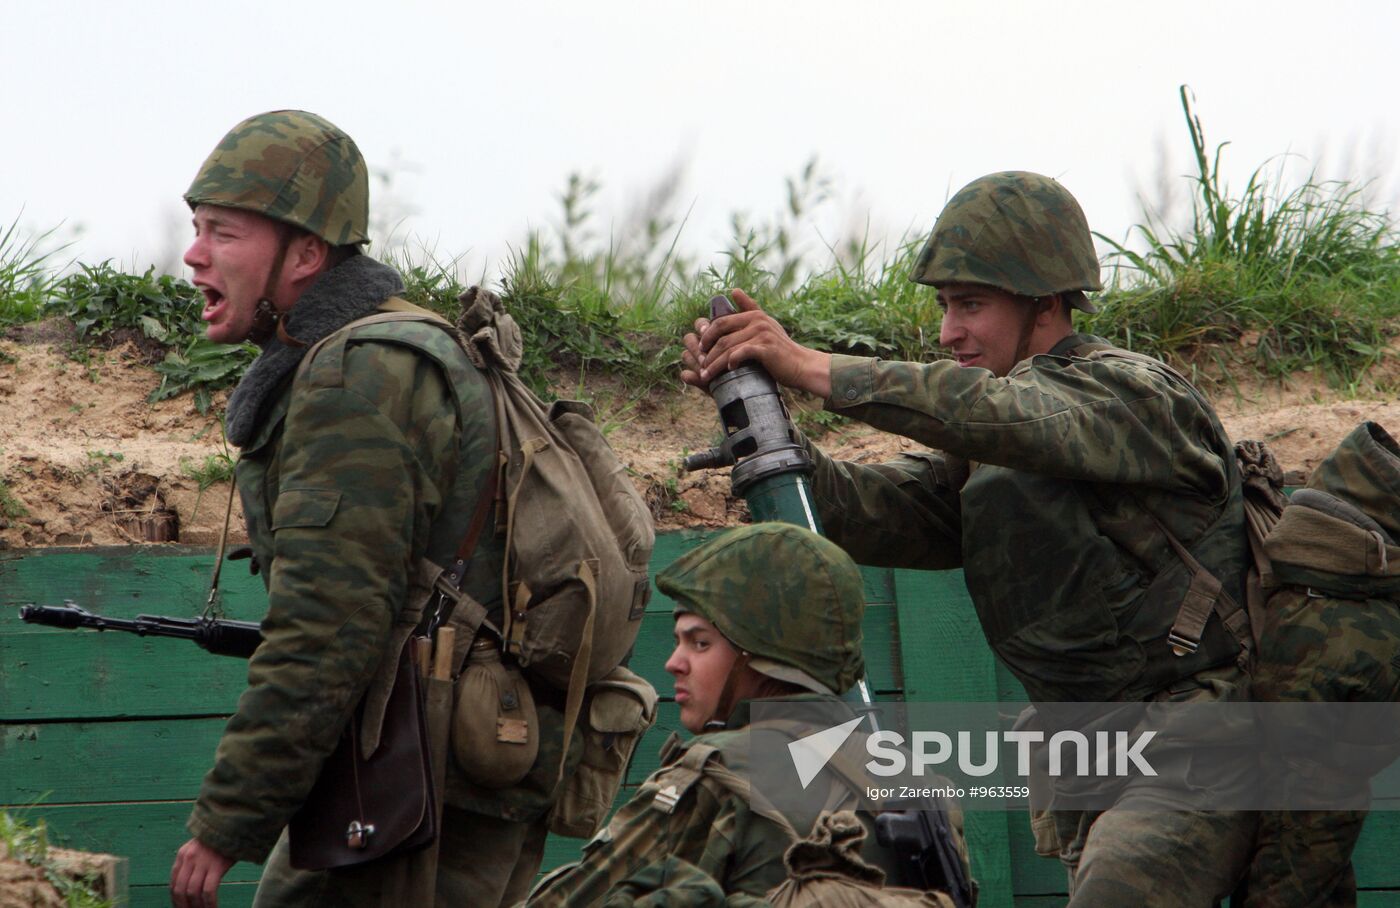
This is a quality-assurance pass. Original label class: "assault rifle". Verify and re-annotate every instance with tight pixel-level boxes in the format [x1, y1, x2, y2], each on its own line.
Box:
[19, 602, 262, 659]
[876, 800, 974, 907]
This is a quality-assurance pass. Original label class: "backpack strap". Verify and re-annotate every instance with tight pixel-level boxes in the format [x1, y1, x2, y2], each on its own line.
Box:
[1130, 503, 1250, 657]
[296, 299, 507, 658]
[1066, 341, 1258, 660]
[674, 741, 804, 842]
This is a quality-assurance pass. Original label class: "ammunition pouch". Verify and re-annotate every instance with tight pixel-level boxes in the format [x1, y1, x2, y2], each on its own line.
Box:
[548, 665, 659, 838]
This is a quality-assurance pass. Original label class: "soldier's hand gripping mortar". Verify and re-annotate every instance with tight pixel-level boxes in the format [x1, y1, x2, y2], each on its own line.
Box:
[683, 295, 824, 530]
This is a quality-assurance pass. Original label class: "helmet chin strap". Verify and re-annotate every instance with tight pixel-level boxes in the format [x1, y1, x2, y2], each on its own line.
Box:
[249, 230, 305, 347]
[1013, 294, 1056, 365]
[700, 651, 752, 732]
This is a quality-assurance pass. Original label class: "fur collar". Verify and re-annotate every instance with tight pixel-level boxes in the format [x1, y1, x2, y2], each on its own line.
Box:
[225, 255, 404, 446]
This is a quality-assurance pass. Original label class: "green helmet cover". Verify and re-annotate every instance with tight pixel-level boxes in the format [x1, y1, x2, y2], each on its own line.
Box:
[657, 523, 865, 695]
[185, 110, 370, 246]
[911, 171, 1102, 311]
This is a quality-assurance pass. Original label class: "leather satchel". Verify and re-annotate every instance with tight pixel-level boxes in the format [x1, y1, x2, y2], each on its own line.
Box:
[289, 639, 437, 870]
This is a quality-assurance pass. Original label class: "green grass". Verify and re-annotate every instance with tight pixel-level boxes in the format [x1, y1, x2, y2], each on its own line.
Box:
[179, 453, 235, 490]
[1087, 87, 1400, 389]
[0, 477, 28, 520]
[0, 90, 1394, 402]
[0, 215, 65, 326]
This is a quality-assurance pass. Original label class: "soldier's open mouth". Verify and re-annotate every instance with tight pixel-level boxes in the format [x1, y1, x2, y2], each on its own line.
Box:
[199, 287, 225, 320]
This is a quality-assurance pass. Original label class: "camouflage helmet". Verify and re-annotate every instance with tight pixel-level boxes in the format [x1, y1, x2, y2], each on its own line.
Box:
[185, 110, 370, 246]
[911, 171, 1102, 312]
[657, 523, 865, 695]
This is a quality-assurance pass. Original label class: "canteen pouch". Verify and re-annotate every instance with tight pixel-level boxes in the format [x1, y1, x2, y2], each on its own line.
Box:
[451, 635, 540, 789]
[548, 665, 659, 837]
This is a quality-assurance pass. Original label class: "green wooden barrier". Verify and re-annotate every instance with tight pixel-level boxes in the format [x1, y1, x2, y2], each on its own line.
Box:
[5, 542, 1400, 908]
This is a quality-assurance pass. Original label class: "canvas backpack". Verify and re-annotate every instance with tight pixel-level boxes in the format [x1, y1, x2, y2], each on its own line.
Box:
[316, 291, 655, 788]
[449, 286, 655, 689]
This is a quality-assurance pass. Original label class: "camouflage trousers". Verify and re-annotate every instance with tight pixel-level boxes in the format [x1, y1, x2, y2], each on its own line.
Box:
[1049, 807, 1257, 907]
[251, 805, 549, 908]
[1233, 810, 1363, 908]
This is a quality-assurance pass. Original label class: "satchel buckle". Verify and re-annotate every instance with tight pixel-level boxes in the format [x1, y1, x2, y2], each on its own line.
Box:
[1167, 630, 1200, 657]
[346, 819, 375, 849]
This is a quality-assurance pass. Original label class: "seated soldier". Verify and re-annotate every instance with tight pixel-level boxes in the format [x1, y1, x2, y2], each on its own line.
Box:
[521, 522, 969, 906]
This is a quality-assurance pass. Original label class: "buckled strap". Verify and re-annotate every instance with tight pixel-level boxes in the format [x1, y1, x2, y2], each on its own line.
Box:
[1138, 504, 1249, 658]
[648, 745, 714, 815]
[1167, 566, 1222, 656]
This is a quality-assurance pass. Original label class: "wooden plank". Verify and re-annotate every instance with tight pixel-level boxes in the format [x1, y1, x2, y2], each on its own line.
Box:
[0, 633, 251, 722]
[1353, 809, 1400, 889]
[0, 546, 267, 619]
[15, 543, 1400, 904]
[2, 548, 901, 722]
[0, 547, 265, 722]
[48, 847, 129, 906]
[129, 881, 256, 908]
[0, 717, 226, 804]
[894, 567, 1016, 908]
[890, 569, 989, 702]
[1358, 893, 1400, 907]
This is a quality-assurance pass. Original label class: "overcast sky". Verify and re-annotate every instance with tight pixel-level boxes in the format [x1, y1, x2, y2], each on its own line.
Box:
[3, 0, 1396, 281]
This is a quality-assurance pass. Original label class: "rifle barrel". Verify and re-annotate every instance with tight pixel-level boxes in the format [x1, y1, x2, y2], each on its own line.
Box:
[19, 604, 262, 659]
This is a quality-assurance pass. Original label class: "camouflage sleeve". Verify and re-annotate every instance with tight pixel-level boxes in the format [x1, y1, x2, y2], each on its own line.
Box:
[526, 774, 790, 906]
[188, 342, 459, 862]
[804, 437, 965, 570]
[825, 352, 1229, 495]
[596, 855, 777, 907]
[597, 855, 728, 906]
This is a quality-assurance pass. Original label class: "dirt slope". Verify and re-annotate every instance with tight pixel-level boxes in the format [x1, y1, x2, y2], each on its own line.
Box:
[1, 334, 1397, 550]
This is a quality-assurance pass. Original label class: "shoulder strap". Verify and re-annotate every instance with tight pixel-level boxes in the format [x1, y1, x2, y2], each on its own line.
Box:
[297, 300, 505, 637]
[1129, 500, 1251, 658]
[676, 742, 803, 842]
[1066, 341, 1258, 660]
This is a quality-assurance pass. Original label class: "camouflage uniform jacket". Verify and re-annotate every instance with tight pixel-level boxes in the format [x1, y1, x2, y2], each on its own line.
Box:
[524, 699, 918, 907]
[186, 262, 568, 862]
[813, 333, 1249, 702]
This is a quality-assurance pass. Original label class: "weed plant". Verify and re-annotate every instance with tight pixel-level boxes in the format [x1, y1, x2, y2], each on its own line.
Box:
[179, 453, 235, 490]
[42, 263, 257, 410]
[0, 478, 27, 520]
[0, 811, 114, 908]
[0, 216, 64, 325]
[0, 91, 1394, 403]
[52, 263, 203, 341]
[1090, 88, 1400, 388]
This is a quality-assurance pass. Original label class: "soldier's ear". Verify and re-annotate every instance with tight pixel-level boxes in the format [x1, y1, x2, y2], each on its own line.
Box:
[1034, 294, 1069, 327]
[286, 232, 331, 284]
